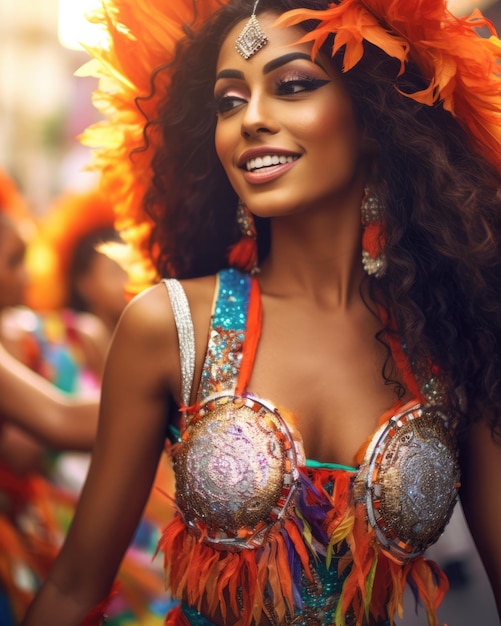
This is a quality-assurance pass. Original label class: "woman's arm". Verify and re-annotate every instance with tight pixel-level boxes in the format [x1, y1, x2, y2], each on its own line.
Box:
[0, 342, 99, 451]
[0, 422, 47, 475]
[22, 283, 180, 625]
[460, 418, 501, 618]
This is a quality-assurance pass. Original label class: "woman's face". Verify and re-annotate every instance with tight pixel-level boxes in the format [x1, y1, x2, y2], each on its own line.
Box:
[76, 252, 128, 325]
[214, 12, 364, 219]
[0, 216, 28, 310]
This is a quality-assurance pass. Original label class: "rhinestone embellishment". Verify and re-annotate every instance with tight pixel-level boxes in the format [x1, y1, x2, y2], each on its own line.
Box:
[175, 392, 304, 550]
[355, 404, 460, 561]
[235, 14, 268, 59]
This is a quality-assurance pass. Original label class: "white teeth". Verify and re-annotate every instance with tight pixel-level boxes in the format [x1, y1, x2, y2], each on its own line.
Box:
[245, 154, 298, 171]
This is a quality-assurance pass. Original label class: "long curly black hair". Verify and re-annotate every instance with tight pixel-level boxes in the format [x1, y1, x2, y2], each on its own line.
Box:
[139, 0, 501, 439]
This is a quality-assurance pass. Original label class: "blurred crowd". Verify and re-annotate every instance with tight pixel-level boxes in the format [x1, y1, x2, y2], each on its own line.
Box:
[0, 167, 174, 625]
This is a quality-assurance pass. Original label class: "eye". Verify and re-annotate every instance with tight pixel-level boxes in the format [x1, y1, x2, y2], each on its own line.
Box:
[214, 93, 247, 116]
[277, 77, 330, 96]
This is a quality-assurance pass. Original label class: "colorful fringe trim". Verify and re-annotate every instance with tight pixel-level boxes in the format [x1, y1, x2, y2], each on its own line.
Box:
[0, 457, 173, 624]
[0, 465, 76, 622]
[158, 463, 449, 625]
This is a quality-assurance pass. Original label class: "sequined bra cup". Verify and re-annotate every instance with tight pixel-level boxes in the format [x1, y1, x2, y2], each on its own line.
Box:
[160, 268, 460, 626]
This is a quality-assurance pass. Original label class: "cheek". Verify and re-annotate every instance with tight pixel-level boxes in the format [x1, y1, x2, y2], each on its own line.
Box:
[299, 104, 357, 153]
[215, 122, 242, 190]
[214, 122, 231, 167]
[295, 108, 330, 140]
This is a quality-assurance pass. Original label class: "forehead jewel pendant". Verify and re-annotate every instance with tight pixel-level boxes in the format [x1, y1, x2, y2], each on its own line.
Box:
[235, 0, 268, 59]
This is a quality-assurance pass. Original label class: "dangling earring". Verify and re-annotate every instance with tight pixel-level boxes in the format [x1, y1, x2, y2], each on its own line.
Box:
[361, 185, 387, 278]
[228, 199, 259, 274]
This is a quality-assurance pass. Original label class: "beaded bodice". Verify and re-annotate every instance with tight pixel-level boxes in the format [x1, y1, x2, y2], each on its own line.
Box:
[160, 268, 459, 626]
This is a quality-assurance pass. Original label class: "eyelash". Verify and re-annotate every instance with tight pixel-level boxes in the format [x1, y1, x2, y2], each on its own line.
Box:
[214, 76, 330, 116]
[214, 94, 246, 115]
[276, 77, 330, 95]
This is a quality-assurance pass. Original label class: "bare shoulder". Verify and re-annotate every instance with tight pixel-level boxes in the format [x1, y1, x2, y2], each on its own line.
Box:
[179, 274, 218, 316]
[118, 275, 216, 339]
[111, 283, 178, 368]
[108, 276, 217, 400]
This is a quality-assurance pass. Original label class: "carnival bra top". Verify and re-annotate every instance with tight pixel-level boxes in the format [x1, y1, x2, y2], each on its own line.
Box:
[163, 268, 460, 563]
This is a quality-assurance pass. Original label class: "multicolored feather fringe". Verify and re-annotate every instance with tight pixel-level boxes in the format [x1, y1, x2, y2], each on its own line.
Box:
[158, 461, 449, 625]
[0, 465, 75, 622]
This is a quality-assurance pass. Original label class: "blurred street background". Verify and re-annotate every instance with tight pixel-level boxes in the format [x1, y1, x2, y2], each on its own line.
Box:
[0, 1, 500, 624]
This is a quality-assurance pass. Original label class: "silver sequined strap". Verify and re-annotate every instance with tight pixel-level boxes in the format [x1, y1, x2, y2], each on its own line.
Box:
[162, 279, 195, 407]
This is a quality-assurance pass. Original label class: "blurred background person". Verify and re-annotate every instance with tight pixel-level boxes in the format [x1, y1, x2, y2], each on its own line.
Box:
[24, 188, 171, 625]
[0, 167, 101, 469]
[0, 169, 99, 625]
[25, 188, 129, 389]
[0, 174, 171, 625]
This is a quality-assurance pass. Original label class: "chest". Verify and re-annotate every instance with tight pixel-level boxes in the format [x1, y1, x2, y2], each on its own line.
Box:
[193, 272, 409, 466]
[249, 311, 404, 465]
[167, 270, 460, 573]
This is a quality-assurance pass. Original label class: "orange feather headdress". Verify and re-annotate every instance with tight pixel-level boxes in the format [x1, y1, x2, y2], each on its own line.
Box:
[78, 0, 501, 291]
[78, 0, 229, 292]
[276, 0, 501, 172]
[26, 189, 117, 311]
[0, 167, 35, 240]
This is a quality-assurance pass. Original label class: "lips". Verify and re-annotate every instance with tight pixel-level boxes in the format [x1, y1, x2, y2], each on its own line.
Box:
[245, 154, 299, 172]
[238, 147, 300, 168]
[237, 148, 301, 184]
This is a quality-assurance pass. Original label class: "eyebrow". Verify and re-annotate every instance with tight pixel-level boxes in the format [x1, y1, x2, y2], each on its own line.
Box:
[215, 52, 320, 82]
[215, 69, 244, 81]
[263, 52, 316, 74]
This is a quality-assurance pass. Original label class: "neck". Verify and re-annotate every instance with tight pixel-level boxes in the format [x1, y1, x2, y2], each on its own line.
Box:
[258, 193, 366, 309]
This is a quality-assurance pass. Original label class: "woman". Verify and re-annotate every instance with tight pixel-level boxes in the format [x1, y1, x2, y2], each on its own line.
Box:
[0, 337, 100, 622]
[0, 189, 166, 624]
[0, 186, 99, 451]
[26, 189, 129, 384]
[0, 182, 100, 623]
[23, 0, 501, 624]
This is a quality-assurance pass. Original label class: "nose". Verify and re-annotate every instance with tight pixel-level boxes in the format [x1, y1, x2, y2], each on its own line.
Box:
[241, 93, 279, 138]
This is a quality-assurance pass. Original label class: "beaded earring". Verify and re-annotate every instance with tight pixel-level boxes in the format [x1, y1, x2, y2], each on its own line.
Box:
[235, 0, 268, 59]
[227, 199, 258, 274]
[361, 186, 387, 278]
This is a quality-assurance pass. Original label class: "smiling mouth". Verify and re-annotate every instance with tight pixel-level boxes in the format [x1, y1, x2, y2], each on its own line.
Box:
[245, 154, 299, 172]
